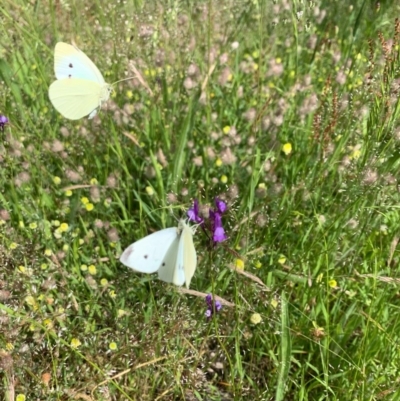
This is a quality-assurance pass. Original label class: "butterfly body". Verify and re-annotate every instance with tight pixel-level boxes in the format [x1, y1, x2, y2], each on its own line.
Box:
[120, 220, 197, 289]
[49, 42, 111, 120]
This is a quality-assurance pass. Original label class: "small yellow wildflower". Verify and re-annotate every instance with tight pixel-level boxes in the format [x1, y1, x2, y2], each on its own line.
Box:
[53, 229, 62, 239]
[16, 394, 26, 401]
[220, 175, 228, 184]
[254, 260, 262, 269]
[70, 338, 81, 349]
[275, 57, 282, 64]
[85, 203, 94, 211]
[117, 309, 128, 318]
[316, 273, 323, 283]
[235, 259, 245, 270]
[270, 299, 278, 309]
[109, 342, 117, 351]
[252, 50, 259, 58]
[41, 263, 48, 270]
[328, 279, 337, 288]
[53, 176, 61, 185]
[25, 295, 38, 309]
[29, 222, 38, 229]
[215, 158, 223, 167]
[90, 178, 98, 185]
[146, 186, 155, 196]
[62, 244, 69, 252]
[80, 264, 88, 271]
[52, 220, 60, 227]
[43, 319, 54, 329]
[19, 220, 25, 228]
[81, 197, 89, 205]
[104, 199, 111, 208]
[278, 256, 286, 265]
[88, 265, 97, 275]
[109, 290, 116, 298]
[18, 265, 26, 273]
[44, 249, 52, 256]
[100, 278, 108, 286]
[282, 143, 292, 155]
[126, 90, 133, 99]
[59, 223, 69, 232]
[5, 342, 14, 351]
[250, 313, 262, 325]
[79, 239, 84, 245]
[9, 242, 18, 250]
[65, 189, 73, 197]
[223, 125, 231, 134]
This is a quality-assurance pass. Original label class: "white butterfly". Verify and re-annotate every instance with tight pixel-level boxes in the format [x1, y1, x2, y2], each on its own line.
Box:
[120, 220, 197, 289]
[48, 42, 112, 120]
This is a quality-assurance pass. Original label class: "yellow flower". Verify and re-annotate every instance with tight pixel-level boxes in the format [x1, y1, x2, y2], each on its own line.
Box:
[70, 338, 81, 349]
[59, 223, 69, 232]
[254, 260, 262, 269]
[44, 249, 52, 256]
[126, 90, 133, 99]
[88, 265, 97, 275]
[53, 176, 61, 185]
[18, 265, 26, 273]
[9, 242, 18, 250]
[235, 259, 245, 270]
[52, 220, 60, 227]
[6, 342, 14, 351]
[220, 175, 228, 184]
[79, 239, 84, 245]
[29, 222, 37, 229]
[215, 158, 222, 167]
[328, 279, 337, 288]
[250, 313, 262, 325]
[80, 264, 88, 271]
[109, 342, 117, 351]
[90, 178, 98, 185]
[65, 189, 73, 197]
[278, 256, 286, 265]
[223, 125, 231, 134]
[100, 278, 108, 286]
[41, 263, 48, 270]
[109, 290, 116, 298]
[146, 186, 155, 196]
[43, 319, 54, 329]
[117, 309, 127, 318]
[81, 197, 89, 205]
[62, 244, 69, 252]
[85, 203, 94, 211]
[282, 143, 292, 155]
[270, 299, 278, 309]
[16, 395, 26, 401]
[19, 220, 25, 228]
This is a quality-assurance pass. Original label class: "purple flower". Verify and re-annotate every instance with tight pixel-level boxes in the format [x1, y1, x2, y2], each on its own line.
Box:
[188, 198, 227, 245]
[187, 199, 203, 224]
[205, 294, 222, 318]
[215, 198, 227, 214]
[209, 209, 227, 243]
[0, 115, 8, 131]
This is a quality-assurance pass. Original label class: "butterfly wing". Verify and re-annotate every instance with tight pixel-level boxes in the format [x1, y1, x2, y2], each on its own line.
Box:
[175, 220, 197, 289]
[54, 42, 105, 84]
[120, 227, 179, 274]
[49, 78, 104, 120]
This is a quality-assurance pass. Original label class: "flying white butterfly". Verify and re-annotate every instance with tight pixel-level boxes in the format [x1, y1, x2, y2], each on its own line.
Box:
[120, 220, 197, 289]
[48, 42, 112, 120]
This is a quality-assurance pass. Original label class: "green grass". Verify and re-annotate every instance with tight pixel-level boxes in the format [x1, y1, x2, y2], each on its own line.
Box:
[1, 0, 400, 400]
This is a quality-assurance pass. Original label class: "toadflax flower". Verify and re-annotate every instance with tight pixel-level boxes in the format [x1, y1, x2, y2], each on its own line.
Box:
[205, 293, 222, 318]
[0, 115, 9, 131]
[188, 198, 227, 245]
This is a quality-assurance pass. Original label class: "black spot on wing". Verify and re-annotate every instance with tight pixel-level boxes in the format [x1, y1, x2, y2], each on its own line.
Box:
[69, 63, 73, 68]
[144, 254, 148, 259]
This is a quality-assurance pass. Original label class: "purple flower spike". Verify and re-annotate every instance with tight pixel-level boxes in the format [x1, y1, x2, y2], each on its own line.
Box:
[205, 293, 222, 318]
[211, 211, 227, 243]
[0, 115, 9, 131]
[187, 199, 203, 224]
[215, 198, 227, 214]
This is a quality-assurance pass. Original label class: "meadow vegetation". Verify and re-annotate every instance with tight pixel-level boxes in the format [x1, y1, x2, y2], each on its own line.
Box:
[1, 0, 400, 400]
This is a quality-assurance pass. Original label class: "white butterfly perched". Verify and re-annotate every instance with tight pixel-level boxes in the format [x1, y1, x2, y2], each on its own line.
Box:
[48, 42, 112, 120]
[120, 220, 197, 289]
